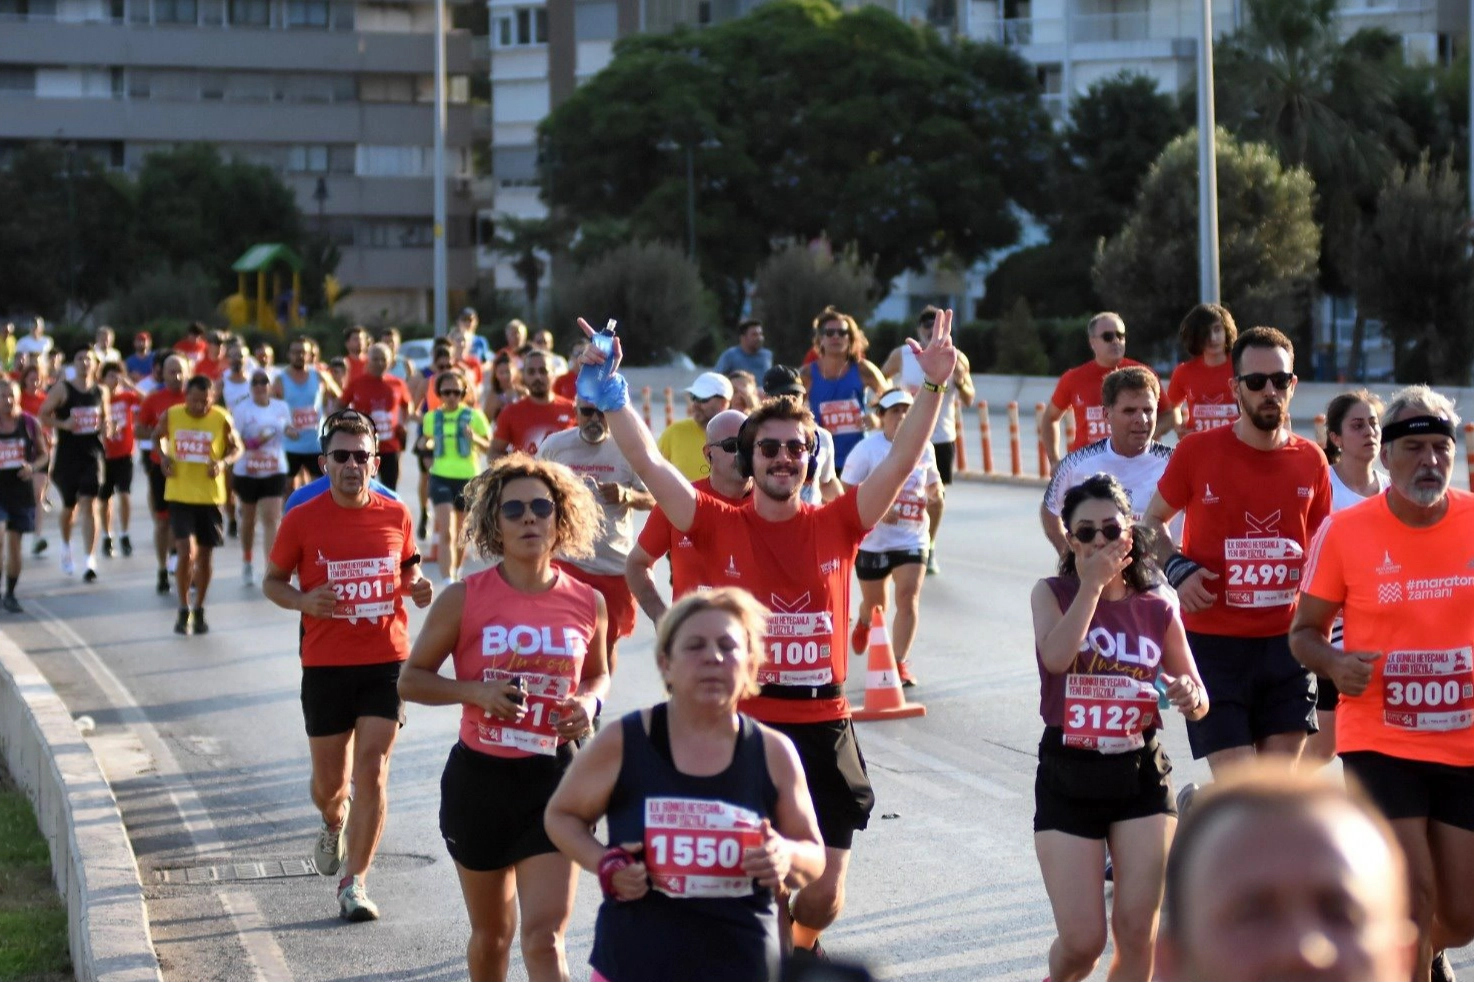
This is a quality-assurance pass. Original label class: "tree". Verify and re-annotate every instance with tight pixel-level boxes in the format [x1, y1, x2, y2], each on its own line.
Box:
[1093, 129, 1320, 361]
[751, 241, 876, 360]
[492, 214, 568, 315]
[1356, 155, 1474, 384]
[993, 298, 1048, 375]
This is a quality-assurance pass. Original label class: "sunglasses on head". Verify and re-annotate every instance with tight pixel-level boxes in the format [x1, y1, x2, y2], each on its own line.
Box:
[755, 438, 810, 460]
[327, 449, 375, 465]
[1237, 371, 1294, 392]
[1072, 523, 1125, 544]
[1097, 330, 1125, 343]
[500, 498, 555, 520]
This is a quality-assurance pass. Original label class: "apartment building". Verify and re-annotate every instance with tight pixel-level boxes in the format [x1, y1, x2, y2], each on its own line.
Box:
[0, 0, 481, 323]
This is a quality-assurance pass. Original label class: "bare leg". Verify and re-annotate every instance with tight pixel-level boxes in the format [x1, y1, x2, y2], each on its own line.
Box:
[514, 851, 577, 981]
[343, 715, 398, 880]
[454, 864, 517, 981]
[891, 562, 924, 663]
[1104, 814, 1174, 980]
[790, 847, 850, 948]
[1034, 830, 1108, 981]
[194, 545, 214, 607]
[240, 501, 257, 561]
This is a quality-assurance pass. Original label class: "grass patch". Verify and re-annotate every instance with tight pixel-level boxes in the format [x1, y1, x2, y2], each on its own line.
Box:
[0, 766, 72, 981]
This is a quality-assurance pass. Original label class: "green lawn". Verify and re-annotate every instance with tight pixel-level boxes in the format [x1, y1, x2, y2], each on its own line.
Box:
[0, 766, 72, 981]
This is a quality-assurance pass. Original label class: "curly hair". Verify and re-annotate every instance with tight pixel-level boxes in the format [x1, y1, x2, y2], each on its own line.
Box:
[811, 306, 868, 361]
[655, 588, 771, 698]
[461, 453, 601, 561]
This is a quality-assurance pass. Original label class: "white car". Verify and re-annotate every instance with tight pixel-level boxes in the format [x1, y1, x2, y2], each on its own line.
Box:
[399, 335, 492, 374]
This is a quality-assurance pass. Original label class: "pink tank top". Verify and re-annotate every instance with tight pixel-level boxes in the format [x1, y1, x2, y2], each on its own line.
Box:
[455, 565, 599, 758]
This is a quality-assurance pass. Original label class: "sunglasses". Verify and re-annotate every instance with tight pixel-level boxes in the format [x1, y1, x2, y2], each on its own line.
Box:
[821, 328, 848, 338]
[1236, 371, 1294, 392]
[1096, 331, 1126, 343]
[577, 406, 603, 416]
[251, 378, 270, 386]
[500, 498, 556, 520]
[438, 388, 465, 397]
[1072, 523, 1125, 544]
[755, 438, 810, 460]
[327, 449, 375, 465]
[707, 436, 740, 454]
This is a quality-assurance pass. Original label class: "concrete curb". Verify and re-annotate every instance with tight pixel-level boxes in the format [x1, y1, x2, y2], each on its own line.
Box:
[0, 634, 162, 982]
[955, 471, 1049, 489]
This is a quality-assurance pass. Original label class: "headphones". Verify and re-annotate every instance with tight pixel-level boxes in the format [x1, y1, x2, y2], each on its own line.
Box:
[734, 412, 819, 481]
[318, 408, 380, 453]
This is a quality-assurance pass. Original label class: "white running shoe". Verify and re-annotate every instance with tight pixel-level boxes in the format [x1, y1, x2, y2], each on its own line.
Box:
[166, 553, 178, 575]
[242, 561, 254, 586]
[337, 876, 379, 923]
[312, 799, 350, 876]
[59, 549, 75, 577]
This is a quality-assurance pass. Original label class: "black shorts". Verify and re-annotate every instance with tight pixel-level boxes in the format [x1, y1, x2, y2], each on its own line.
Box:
[428, 474, 469, 510]
[855, 548, 926, 581]
[1184, 631, 1317, 759]
[300, 661, 407, 738]
[1341, 751, 1474, 832]
[377, 451, 400, 490]
[932, 440, 955, 485]
[1034, 728, 1177, 839]
[99, 455, 133, 500]
[286, 451, 323, 479]
[145, 458, 168, 515]
[417, 450, 434, 476]
[0, 483, 36, 534]
[52, 451, 104, 507]
[167, 502, 224, 548]
[233, 473, 287, 504]
[439, 740, 573, 871]
[767, 718, 874, 850]
[1316, 674, 1340, 713]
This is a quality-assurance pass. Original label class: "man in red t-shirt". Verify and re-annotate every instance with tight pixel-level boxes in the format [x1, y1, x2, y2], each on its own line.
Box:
[172, 322, 208, 362]
[1144, 326, 1331, 776]
[99, 361, 140, 559]
[193, 331, 226, 383]
[338, 344, 412, 490]
[1043, 312, 1159, 469]
[587, 310, 960, 960]
[263, 412, 432, 924]
[138, 355, 188, 594]
[490, 349, 574, 457]
[626, 408, 752, 624]
[342, 326, 370, 384]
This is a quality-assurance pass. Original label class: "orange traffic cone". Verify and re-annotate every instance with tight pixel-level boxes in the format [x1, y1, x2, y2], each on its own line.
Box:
[851, 606, 926, 721]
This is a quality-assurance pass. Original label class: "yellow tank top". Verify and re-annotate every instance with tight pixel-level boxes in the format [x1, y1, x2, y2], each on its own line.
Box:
[164, 404, 229, 505]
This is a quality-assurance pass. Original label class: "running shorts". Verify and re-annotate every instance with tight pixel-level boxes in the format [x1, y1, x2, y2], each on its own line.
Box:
[932, 440, 955, 485]
[855, 548, 927, 581]
[99, 455, 134, 500]
[52, 451, 104, 508]
[766, 718, 874, 850]
[168, 502, 224, 548]
[1184, 631, 1317, 759]
[299, 661, 406, 738]
[376, 451, 400, 490]
[1341, 751, 1474, 832]
[439, 739, 574, 870]
[145, 459, 168, 516]
[1316, 674, 1340, 713]
[286, 451, 323, 480]
[233, 474, 287, 504]
[1033, 727, 1177, 839]
[0, 481, 36, 534]
[427, 474, 469, 510]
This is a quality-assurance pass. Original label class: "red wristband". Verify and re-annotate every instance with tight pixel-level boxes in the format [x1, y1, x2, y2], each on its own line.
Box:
[597, 846, 637, 900]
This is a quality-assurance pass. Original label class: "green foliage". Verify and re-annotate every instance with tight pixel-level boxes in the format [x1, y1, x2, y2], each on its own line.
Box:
[103, 265, 220, 328]
[0, 772, 71, 981]
[751, 242, 877, 361]
[1093, 128, 1320, 361]
[1356, 155, 1474, 384]
[492, 214, 570, 315]
[979, 241, 1099, 319]
[993, 298, 1050, 375]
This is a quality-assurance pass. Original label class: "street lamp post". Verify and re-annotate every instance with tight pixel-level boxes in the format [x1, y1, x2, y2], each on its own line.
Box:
[658, 135, 721, 260]
[1197, 0, 1221, 304]
[432, 0, 448, 336]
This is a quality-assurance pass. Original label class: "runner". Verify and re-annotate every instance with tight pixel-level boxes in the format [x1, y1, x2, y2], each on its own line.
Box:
[530, 328, 568, 377]
[727, 370, 760, 414]
[1143, 326, 1330, 774]
[421, 368, 491, 584]
[232, 370, 294, 586]
[799, 307, 886, 472]
[264, 409, 432, 922]
[539, 398, 654, 672]
[1164, 303, 1238, 438]
[1031, 473, 1208, 983]
[626, 409, 752, 625]
[160, 375, 241, 635]
[217, 339, 255, 412]
[579, 309, 957, 960]
[0, 380, 48, 612]
[172, 322, 208, 362]
[138, 355, 189, 594]
[714, 318, 774, 377]
[841, 389, 941, 687]
[1041, 367, 1172, 556]
[98, 361, 140, 558]
[38, 347, 111, 582]
[552, 342, 583, 403]
[19, 363, 51, 557]
[490, 349, 575, 458]
[275, 336, 342, 489]
[762, 366, 841, 505]
[397, 454, 607, 977]
[1292, 385, 1474, 978]
[412, 343, 455, 541]
[482, 350, 524, 423]
[338, 343, 413, 491]
[658, 372, 733, 481]
[193, 331, 226, 383]
[252, 341, 278, 381]
[498, 316, 527, 366]
[545, 589, 827, 982]
[883, 305, 975, 574]
[342, 326, 370, 383]
[1303, 389, 1386, 769]
[1043, 313, 1157, 470]
[125, 331, 153, 382]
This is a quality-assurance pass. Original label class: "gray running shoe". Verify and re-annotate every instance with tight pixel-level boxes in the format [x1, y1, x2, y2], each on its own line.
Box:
[1176, 781, 1200, 818]
[313, 799, 350, 876]
[337, 876, 379, 923]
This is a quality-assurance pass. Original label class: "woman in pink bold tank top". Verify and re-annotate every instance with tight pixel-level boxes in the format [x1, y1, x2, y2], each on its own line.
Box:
[400, 452, 610, 981]
[1029, 473, 1209, 983]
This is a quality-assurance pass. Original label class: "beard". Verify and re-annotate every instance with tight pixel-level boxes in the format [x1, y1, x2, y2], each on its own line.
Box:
[1405, 467, 1449, 506]
[1244, 398, 1287, 433]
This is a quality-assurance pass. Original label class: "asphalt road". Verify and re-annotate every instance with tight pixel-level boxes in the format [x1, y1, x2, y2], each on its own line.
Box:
[8, 471, 1472, 981]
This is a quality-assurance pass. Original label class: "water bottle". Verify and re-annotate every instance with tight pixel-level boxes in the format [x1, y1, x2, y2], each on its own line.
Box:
[576, 319, 618, 404]
[1155, 674, 1172, 710]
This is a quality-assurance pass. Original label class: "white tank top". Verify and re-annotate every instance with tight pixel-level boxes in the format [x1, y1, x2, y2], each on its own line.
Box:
[898, 346, 957, 443]
[1329, 464, 1386, 513]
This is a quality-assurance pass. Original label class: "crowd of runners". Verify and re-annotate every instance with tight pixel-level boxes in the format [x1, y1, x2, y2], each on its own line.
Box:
[4, 299, 1471, 983]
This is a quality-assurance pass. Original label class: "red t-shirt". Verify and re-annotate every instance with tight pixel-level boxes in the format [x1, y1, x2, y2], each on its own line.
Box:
[173, 338, 207, 360]
[269, 491, 417, 667]
[194, 355, 223, 382]
[340, 374, 412, 453]
[138, 389, 188, 465]
[1156, 424, 1331, 636]
[345, 354, 368, 384]
[687, 488, 869, 723]
[1167, 356, 1237, 433]
[20, 390, 46, 419]
[104, 389, 140, 459]
[1050, 358, 1157, 452]
[493, 397, 575, 455]
[551, 372, 577, 403]
[637, 479, 751, 599]
[461, 355, 485, 387]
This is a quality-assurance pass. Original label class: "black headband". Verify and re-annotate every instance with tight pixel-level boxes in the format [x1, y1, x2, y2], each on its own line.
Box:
[1381, 414, 1456, 444]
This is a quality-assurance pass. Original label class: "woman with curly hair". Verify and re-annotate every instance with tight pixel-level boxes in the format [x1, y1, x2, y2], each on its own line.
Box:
[399, 453, 611, 981]
[799, 306, 886, 471]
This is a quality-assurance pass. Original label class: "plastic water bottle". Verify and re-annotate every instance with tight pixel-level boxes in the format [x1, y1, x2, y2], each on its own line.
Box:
[576, 319, 617, 404]
[1155, 674, 1172, 710]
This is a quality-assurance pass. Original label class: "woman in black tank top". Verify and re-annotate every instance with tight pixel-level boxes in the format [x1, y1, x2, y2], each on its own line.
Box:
[546, 589, 826, 981]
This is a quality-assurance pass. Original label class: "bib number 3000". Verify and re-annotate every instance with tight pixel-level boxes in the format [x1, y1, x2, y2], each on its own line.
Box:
[1383, 649, 1474, 732]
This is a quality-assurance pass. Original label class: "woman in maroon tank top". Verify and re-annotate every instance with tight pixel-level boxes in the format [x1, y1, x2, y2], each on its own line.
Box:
[1029, 473, 1209, 982]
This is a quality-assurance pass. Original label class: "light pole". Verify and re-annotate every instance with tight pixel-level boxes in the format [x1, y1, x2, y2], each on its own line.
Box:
[432, 0, 448, 336]
[1197, 0, 1221, 303]
[658, 135, 720, 260]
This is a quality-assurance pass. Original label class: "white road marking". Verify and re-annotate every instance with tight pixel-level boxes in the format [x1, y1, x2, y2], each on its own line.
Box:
[857, 728, 1022, 799]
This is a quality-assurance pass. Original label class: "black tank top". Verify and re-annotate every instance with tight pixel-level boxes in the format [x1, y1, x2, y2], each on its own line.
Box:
[0, 415, 37, 498]
[54, 382, 104, 459]
[591, 704, 781, 982]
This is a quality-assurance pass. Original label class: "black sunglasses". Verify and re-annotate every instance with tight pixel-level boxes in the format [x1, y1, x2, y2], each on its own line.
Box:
[1097, 330, 1125, 343]
[1072, 523, 1125, 544]
[1237, 371, 1294, 392]
[250, 378, 270, 386]
[438, 388, 465, 397]
[707, 436, 740, 453]
[327, 449, 375, 465]
[755, 438, 810, 460]
[821, 328, 848, 338]
[500, 498, 556, 520]
[577, 406, 603, 416]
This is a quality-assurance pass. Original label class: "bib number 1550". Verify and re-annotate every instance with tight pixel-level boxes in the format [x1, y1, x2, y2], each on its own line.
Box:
[648, 833, 742, 870]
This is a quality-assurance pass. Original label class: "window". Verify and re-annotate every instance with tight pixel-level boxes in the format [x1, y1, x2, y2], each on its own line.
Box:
[155, 0, 197, 23]
[493, 5, 547, 46]
[225, 72, 272, 101]
[127, 69, 150, 99]
[360, 220, 434, 248]
[287, 0, 327, 25]
[356, 145, 428, 177]
[0, 67, 35, 96]
[329, 0, 352, 26]
[229, 0, 268, 25]
[359, 75, 414, 102]
[199, 0, 224, 24]
[111, 66, 125, 98]
[200, 72, 226, 100]
[449, 76, 469, 103]
[287, 144, 330, 173]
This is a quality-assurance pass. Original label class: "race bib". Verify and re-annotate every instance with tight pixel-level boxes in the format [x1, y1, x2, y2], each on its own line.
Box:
[1223, 537, 1303, 609]
[1062, 674, 1158, 753]
[644, 797, 763, 898]
[291, 406, 319, 432]
[885, 493, 926, 528]
[326, 555, 397, 621]
[174, 429, 214, 464]
[370, 409, 394, 441]
[71, 405, 101, 435]
[1382, 649, 1474, 732]
[761, 609, 835, 687]
[475, 669, 571, 756]
[1191, 403, 1237, 431]
[1078, 404, 1108, 442]
[818, 399, 862, 436]
[0, 439, 25, 470]
[244, 449, 279, 476]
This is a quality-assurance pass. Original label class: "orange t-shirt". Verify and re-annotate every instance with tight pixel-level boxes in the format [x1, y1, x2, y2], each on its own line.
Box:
[269, 490, 417, 667]
[493, 397, 575, 455]
[637, 479, 751, 599]
[1303, 491, 1474, 766]
[1167, 356, 1237, 433]
[1156, 424, 1331, 636]
[686, 488, 870, 724]
[194, 355, 223, 382]
[340, 374, 411, 453]
[1050, 358, 1158, 452]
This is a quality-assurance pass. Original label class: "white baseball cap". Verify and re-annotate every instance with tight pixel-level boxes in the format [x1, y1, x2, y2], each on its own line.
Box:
[685, 372, 734, 401]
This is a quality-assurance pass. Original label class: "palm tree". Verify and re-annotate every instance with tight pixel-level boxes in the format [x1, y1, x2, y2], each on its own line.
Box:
[491, 214, 568, 315]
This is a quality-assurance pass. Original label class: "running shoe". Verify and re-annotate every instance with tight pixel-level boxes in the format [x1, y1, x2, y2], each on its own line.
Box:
[851, 618, 869, 656]
[227, 516, 238, 539]
[790, 940, 830, 965]
[1431, 950, 1455, 983]
[120, 535, 132, 557]
[926, 550, 940, 576]
[897, 660, 918, 687]
[31, 536, 47, 556]
[83, 567, 98, 584]
[2, 595, 22, 614]
[192, 607, 209, 635]
[417, 512, 428, 541]
[166, 552, 178, 575]
[173, 607, 191, 635]
[102, 535, 114, 557]
[157, 570, 170, 595]
[242, 561, 254, 586]
[337, 876, 379, 923]
[59, 551, 74, 577]
[313, 799, 350, 876]
[1176, 781, 1199, 818]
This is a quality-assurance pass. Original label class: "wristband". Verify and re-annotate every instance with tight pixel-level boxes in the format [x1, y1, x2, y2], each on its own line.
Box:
[1164, 552, 1203, 590]
[922, 379, 948, 394]
[598, 845, 638, 900]
[594, 373, 630, 414]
